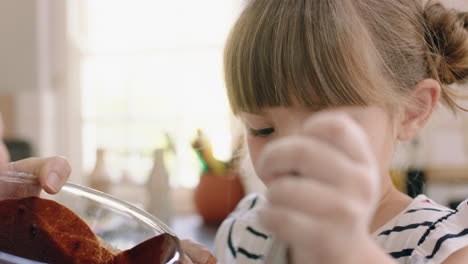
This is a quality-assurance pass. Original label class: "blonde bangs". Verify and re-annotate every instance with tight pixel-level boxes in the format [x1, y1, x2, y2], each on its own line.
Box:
[224, 0, 391, 115]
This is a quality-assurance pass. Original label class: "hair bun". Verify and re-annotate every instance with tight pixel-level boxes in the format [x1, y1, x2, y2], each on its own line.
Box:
[423, 1, 468, 85]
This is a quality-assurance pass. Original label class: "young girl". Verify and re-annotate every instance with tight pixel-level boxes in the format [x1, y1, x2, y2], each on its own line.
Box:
[199, 0, 468, 263]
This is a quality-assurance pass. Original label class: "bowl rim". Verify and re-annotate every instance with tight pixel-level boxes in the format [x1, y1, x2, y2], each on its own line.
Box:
[0, 170, 174, 235]
[0, 171, 39, 184]
[61, 182, 174, 235]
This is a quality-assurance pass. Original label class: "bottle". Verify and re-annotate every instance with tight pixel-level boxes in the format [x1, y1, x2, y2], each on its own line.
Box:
[147, 149, 171, 223]
[89, 148, 112, 193]
[121, 168, 133, 184]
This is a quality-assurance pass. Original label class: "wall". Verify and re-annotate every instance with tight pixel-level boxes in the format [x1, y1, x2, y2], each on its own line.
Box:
[0, 0, 83, 184]
[0, 0, 55, 156]
[0, 1, 37, 93]
[443, 0, 468, 10]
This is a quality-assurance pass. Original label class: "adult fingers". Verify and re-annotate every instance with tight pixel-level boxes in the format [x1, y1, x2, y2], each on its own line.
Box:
[7, 156, 72, 194]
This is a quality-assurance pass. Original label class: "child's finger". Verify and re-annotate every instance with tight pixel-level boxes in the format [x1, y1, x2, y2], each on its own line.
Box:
[267, 176, 340, 218]
[301, 111, 375, 166]
[257, 135, 353, 187]
[175, 254, 194, 264]
[180, 239, 216, 264]
[259, 205, 319, 248]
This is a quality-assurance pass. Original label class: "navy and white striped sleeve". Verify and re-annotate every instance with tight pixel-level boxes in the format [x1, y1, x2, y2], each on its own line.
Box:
[214, 193, 275, 264]
[409, 200, 468, 264]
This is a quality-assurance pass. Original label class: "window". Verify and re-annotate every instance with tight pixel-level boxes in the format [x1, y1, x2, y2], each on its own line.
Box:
[73, 0, 242, 187]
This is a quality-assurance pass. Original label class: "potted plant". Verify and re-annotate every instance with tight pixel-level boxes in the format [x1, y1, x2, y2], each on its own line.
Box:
[192, 130, 245, 224]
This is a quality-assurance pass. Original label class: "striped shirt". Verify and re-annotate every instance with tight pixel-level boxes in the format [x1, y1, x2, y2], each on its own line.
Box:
[214, 194, 468, 264]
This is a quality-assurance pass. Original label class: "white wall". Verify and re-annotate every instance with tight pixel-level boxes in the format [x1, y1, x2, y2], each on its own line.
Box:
[0, 1, 37, 92]
[12, 0, 56, 158]
[442, 0, 468, 10]
[0, 0, 55, 156]
[0, 0, 84, 184]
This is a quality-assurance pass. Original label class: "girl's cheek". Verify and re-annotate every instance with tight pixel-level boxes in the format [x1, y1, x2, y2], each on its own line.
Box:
[246, 135, 268, 184]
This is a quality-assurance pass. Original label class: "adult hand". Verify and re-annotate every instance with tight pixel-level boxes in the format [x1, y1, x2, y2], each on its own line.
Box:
[0, 157, 71, 199]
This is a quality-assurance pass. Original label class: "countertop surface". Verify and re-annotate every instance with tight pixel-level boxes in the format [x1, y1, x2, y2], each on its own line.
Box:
[169, 214, 219, 251]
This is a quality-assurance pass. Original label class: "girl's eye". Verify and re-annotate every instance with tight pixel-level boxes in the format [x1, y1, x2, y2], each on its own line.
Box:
[249, 127, 275, 137]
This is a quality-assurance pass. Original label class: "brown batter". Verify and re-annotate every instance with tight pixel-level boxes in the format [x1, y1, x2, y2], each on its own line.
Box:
[0, 197, 178, 264]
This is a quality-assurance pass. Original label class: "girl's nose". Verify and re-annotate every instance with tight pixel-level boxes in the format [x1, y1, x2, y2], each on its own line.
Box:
[277, 122, 302, 138]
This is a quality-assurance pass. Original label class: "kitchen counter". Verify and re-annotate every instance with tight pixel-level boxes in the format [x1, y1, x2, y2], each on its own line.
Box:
[169, 214, 219, 251]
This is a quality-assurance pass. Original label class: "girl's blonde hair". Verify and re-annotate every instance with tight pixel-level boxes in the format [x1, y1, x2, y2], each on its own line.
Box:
[224, 0, 468, 114]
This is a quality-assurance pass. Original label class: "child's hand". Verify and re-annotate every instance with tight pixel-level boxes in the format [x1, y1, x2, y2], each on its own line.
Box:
[178, 239, 216, 264]
[258, 111, 381, 264]
[1, 157, 71, 198]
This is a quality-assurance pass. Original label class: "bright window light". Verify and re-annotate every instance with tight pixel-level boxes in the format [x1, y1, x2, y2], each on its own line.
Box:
[76, 0, 242, 187]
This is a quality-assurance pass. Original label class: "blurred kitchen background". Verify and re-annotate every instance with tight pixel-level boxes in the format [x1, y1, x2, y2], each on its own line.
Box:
[0, 0, 467, 250]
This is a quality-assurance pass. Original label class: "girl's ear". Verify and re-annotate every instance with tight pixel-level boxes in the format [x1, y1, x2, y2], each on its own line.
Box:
[396, 79, 441, 141]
